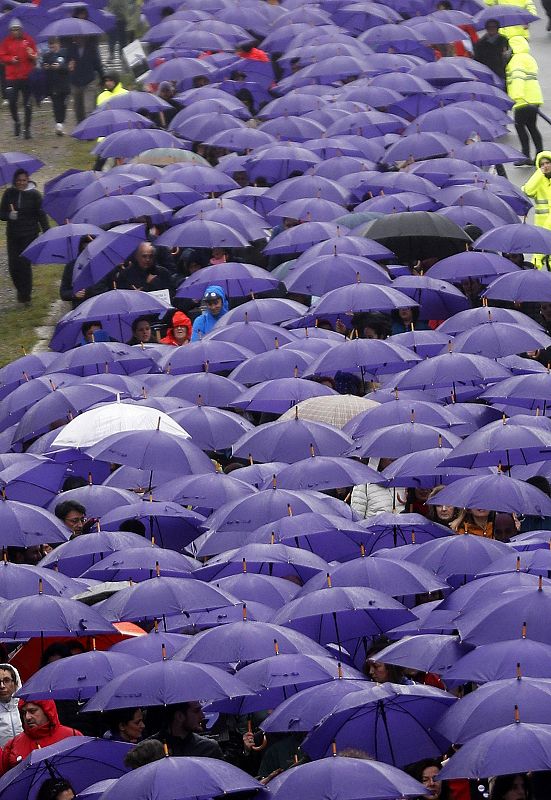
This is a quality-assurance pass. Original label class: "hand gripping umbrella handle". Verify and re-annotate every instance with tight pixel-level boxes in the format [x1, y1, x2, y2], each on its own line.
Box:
[248, 720, 267, 751]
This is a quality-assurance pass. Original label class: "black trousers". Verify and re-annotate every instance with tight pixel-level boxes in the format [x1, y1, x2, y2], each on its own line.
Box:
[6, 79, 32, 130]
[514, 104, 543, 159]
[7, 234, 35, 303]
[51, 91, 69, 124]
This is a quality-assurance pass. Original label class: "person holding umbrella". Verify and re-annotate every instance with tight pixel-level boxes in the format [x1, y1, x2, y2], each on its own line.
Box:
[36, 779, 75, 800]
[473, 19, 510, 82]
[0, 19, 38, 139]
[505, 36, 543, 167]
[191, 285, 229, 341]
[41, 38, 71, 137]
[521, 152, 551, 269]
[0, 168, 49, 306]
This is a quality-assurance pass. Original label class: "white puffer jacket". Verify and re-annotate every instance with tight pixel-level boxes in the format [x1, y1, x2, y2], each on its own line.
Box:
[0, 663, 22, 746]
[350, 458, 406, 518]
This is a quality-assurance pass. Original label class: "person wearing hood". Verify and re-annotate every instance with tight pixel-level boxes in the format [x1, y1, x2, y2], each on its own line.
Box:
[0, 665, 22, 747]
[0, 18, 37, 139]
[522, 151, 551, 269]
[0, 168, 49, 306]
[505, 36, 543, 166]
[160, 310, 192, 346]
[1, 699, 83, 774]
[350, 458, 406, 518]
[473, 19, 510, 81]
[96, 70, 127, 106]
[191, 285, 229, 341]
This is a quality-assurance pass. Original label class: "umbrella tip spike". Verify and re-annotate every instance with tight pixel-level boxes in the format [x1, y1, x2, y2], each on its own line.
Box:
[514, 705, 520, 723]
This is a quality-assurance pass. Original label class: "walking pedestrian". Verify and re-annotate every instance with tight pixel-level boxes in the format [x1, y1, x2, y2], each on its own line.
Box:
[505, 36, 543, 166]
[0, 169, 50, 306]
[41, 37, 70, 136]
[66, 35, 104, 123]
[522, 151, 551, 269]
[0, 18, 37, 139]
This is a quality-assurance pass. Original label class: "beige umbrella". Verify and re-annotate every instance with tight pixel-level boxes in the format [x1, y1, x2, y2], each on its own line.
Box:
[279, 394, 378, 429]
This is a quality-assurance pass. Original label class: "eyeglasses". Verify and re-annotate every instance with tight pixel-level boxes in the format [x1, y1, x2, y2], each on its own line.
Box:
[139, 254, 155, 259]
[0, 678, 14, 685]
[65, 516, 86, 525]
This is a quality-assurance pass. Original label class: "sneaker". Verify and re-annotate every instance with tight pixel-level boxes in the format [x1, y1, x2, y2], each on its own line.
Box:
[14, 122, 20, 137]
[55, 122, 64, 136]
[24, 129, 31, 140]
[513, 158, 532, 166]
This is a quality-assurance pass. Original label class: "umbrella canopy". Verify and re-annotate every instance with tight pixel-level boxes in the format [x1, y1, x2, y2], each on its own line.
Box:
[358, 212, 472, 263]
[0, 594, 117, 638]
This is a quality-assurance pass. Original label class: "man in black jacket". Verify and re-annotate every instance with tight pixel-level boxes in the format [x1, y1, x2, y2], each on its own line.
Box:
[66, 36, 104, 122]
[160, 702, 224, 759]
[0, 168, 49, 304]
[473, 19, 510, 82]
[115, 242, 174, 294]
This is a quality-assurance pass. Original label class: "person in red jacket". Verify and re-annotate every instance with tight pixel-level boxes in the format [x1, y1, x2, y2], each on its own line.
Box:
[0, 19, 37, 139]
[236, 41, 270, 62]
[160, 310, 192, 346]
[1, 699, 82, 774]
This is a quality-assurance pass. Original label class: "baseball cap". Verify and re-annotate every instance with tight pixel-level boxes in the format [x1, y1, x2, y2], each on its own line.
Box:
[204, 290, 220, 302]
[9, 18, 22, 29]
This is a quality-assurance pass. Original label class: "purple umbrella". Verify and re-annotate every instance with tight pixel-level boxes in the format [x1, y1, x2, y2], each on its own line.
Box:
[86, 429, 214, 475]
[402, 534, 511, 582]
[71, 195, 171, 226]
[351, 422, 461, 459]
[359, 192, 439, 214]
[0, 352, 57, 401]
[391, 276, 470, 319]
[0, 152, 44, 185]
[441, 419, 551, 469]
[394, 351, 510, 391]
[291, 284, 417, 327]
[72, 110, 154, 140]
[271, 585, 414, 646]
[244, 144, 321, 183]
[428, 251, 519, 282]
[302, 683, 455, 767]
[230, 377, 336, 414]
[159, 341, 254, 375]
[0, 737, 131, 800]
[82, 547, 197, 581]
[96, 576, 236, 623]
[47, 344, 157, 378]
[38, 18, 104, 38]
[285, 254, 391, 295]
[216, 298, 309, 327]
[443, 639, 551, 683]
[82, 659, 251, 712]
[109, 627, 191, 662]
[383, 133, 464, 164]
[134, 182, 203, 208]
[153, 372, 245, 407]
[474, 224, 551, 255]
[269, 198, 347, 223]
[375, 634, 467, 674]
[22, 223, 103, 264]
[427, 473, 551, 515]
[0, 593, 116, 638]
[380, 447, 485, 489]
[173, 620, 330, 669]
[232, 417, 353, 463]
[304, 339, 421, 380]
[0, 498, 67, 548]
[176, 263, 279, 299]
[39, 531, 150, 577]
[438, 722, 551, 780]
[211, 573, 298, 609]
[457, 584, 551, 646]
[72, 223, 146, 292]
[194, 541, 332, 583]
[168, 406, 254, 451]
[92, 129, 184, 159]
[345, 398, 461, 438]
[147, 56, 216, 86]
[66, 172, 151, 219]
[229, 347, 313, 385]
[205, 322, 297, 354]
[99, 756, 265, 800]
[438, 306, 541, 335]
[436, 676, 551, 744]
[18, 650, 147, 701]
[474, 4, 539, 27]
[264, 222, 343, 256]
[483, 270, 551, 303]
[156, 219, 249, 249]
[264, 456, 380, 493]
[361, 512, 453, 553]
[101, 90, 172, 112]
[453, 141, 526, 165]
[220, 654, 364, 714]
[269, 754, 427, 800]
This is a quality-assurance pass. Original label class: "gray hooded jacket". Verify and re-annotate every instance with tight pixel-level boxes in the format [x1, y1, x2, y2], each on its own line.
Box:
[0, 663, 23, 746]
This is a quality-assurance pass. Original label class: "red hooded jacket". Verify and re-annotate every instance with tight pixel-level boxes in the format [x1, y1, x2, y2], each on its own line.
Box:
[160, 311, 192, 346]
[0, 32, 37, 81]
[1, 699, 82, 774]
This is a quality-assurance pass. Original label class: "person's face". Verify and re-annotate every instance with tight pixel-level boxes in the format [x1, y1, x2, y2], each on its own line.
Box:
[470, 508, 489, 518]
[368, 660, 390, 683]
[206, 297, 223, 316]
[119, 709, 145, 743]
[104, 79, 116, 90]
[421, 766, 442, 799]
[64, 510, 86, 535]
[503, 776, 527, 800]
[363, 326, 379, 339]
[49, 40, 60, 52]
[10, 25, 22, 38]
[23, 703, 49, 729]
[485, 23, 499, 36]
[57, 791, 75, 800]
[211, 248, 225, 260]
[173, 323, 189, 342]
[0, 669, 16, 701]
[14, 172, 29, 190]
[435, 504, 455, 522]
[182, 702, 205, 732]
[134, 321, 151, 343]
[540, 158, 551, 176]
[136, 246, 155, 270]
[541, 303, 551, 322]
[398, 308, 413, 323]
[24, 546, 43, 565]
[84, 325, 102, 343]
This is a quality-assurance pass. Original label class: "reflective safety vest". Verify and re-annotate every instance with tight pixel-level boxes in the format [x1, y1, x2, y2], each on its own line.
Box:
[522, 152, 551, 269]
[506, 39, 543, 110]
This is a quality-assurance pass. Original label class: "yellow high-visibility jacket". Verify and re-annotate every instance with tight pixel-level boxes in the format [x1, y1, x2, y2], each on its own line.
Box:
[96, 81, 128, 107]
[484, 0, 537, 39]
[522, 151, 551, 269]
[506, 37, 543, 110]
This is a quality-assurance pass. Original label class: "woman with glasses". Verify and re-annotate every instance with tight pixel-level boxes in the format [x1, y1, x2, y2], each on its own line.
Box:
[0, 664, 22, 746]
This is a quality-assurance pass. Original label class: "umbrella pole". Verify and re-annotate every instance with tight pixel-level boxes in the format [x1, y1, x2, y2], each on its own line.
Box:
[377, 699, 397, 766]
[332, 611, 343, 656]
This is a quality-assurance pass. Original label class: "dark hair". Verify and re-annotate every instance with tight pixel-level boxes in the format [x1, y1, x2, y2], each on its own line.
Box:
[407, 758, 442, 783]
[124, 738, 165, 769]
[107, 707, 143, 738]
[363, 640, 405, 683]
[37, 778, 75, 800]
[526, 476, 551, 497]
[54, 500, 86, 521]
[353, 312, 391, 339]
[164, 702, 193, 724]
[81, 320, 102, 336]
[490, 774, 530, 800]
[104, 70, 120, 84]
[131, 316, 151, 334]
[485, 17, 500, 27]
[0, 664, 17, 684]
[40, 642, 70, 668]
[12, 168, 29, 184]
[61, 476, 87, 492]
[119, 519, 146, 536]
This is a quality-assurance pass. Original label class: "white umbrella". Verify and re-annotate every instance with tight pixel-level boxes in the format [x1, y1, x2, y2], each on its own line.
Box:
[51, 402, 190, 449]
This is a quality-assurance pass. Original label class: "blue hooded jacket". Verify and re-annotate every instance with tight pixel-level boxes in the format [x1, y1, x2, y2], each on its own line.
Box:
[191, 285, 229, 341]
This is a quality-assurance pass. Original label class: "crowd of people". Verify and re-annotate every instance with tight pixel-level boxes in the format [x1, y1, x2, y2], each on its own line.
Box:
[0, 0, 550, 798]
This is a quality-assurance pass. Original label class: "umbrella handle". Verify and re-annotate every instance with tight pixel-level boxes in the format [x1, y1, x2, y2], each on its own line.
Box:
[247, 720, 268, 751]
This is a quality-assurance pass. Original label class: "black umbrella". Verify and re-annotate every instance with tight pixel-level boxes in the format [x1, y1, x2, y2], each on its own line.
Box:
[359, 211, 472, 264]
